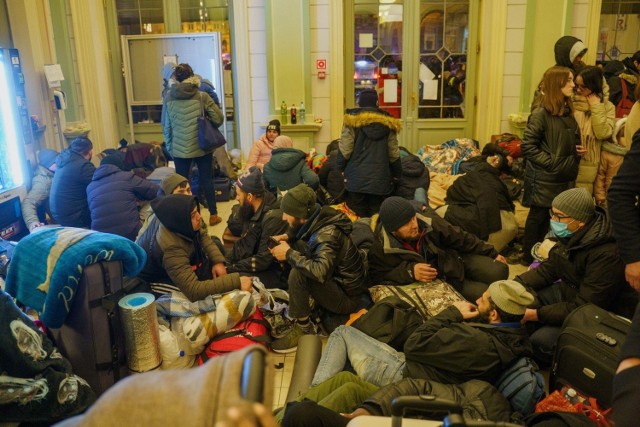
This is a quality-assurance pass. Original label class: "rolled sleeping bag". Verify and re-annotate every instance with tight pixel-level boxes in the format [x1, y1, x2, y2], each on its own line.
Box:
[285, 334, 323, 403]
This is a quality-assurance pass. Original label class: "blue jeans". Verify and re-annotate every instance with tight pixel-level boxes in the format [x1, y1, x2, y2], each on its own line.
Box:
[311, 325, 405, 388]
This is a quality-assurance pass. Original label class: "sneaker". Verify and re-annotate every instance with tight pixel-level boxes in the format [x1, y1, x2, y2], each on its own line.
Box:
[271, 323, 316, 354]
[209, 215, 222, 226]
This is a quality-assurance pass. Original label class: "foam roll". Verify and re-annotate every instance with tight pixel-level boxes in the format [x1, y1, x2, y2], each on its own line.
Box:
[118, 293, 162, 373]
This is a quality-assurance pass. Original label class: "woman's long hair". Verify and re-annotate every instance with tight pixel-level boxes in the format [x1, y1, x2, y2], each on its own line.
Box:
[540, 66, 573, 116]
[577, 65, 604, 99]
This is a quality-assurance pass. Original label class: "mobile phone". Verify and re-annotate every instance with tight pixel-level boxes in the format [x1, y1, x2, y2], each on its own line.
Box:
[267, 237, 279, 249]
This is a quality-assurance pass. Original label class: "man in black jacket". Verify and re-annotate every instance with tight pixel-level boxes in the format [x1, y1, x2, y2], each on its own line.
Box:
[269, 184, 368, 353]
[226, 167, 288, 288]
[310, 279, 534, 388]
[517, 187, 637, 364]
[369, 196, 508, 301]
[337, 89, 402, 217]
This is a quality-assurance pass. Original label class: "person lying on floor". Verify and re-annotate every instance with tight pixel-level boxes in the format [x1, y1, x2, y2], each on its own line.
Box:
[310, 280, 533, 388]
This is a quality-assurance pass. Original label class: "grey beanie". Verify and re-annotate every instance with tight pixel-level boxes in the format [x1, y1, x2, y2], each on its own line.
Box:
[379, 196, 416, 232]
[281, 184, 316, 219]
[488, 280, 534, 315]
[161, 173, 188, 195]
[552, 188, 595, 223]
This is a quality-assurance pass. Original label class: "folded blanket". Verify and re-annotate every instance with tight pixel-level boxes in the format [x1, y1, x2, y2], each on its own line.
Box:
[4, 227, 147, 328]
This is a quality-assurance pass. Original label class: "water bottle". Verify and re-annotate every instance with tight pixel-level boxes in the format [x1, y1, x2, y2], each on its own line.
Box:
[299, 101, 306, 124]
[290, 103, 297, 124]
[280, 100, 288, 125]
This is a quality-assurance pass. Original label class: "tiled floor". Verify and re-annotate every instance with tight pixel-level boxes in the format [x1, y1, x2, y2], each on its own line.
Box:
[206, 199, 534, 409]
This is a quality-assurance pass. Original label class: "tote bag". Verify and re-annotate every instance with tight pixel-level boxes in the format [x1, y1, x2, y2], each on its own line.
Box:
[197, 93, 226, 151]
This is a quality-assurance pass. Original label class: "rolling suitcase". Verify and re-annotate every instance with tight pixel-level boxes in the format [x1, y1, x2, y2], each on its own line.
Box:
[50, 261, 130, 396]
[550, 303, 631, 408]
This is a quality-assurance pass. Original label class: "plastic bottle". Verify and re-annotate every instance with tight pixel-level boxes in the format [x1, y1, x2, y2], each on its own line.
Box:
[299, 101, 306, 124]
[290, 103, 297, 124]
[280, 100, 288, 125]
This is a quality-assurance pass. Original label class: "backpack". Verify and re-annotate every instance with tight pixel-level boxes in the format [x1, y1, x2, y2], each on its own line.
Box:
[351, 296, 424, 351]
[197, 310, 271, 364]
[495, 357, 546, 416]
[616, 79, 634, 118]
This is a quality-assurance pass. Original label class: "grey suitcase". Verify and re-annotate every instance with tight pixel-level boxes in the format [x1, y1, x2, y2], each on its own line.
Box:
[50, 261, 129, 396]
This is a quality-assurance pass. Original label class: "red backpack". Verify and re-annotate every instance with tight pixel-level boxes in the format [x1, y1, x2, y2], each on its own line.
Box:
[197, 310, 271, 364]
[616, 79, 634, 118]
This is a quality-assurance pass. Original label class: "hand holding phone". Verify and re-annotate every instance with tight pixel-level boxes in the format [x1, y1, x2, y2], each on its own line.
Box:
[267, 237, 279, 249]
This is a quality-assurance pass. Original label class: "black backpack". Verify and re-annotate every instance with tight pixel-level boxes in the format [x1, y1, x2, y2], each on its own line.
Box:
[351, 295, 424, 351]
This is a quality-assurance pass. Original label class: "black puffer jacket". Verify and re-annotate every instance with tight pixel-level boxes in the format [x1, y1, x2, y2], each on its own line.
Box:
[394, 154, 429, 200]
[360, 378, 512, 422]
[318, 151, 345, 201]
[337, 107, 402, 195]
[516, 208, 638, 325]
[49, 149, 96, 227]
[521, 106, 580, 207]
[286, 206, 366, 296]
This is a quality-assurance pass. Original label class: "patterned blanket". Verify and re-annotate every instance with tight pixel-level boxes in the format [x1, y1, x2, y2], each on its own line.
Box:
[4, 227, 147, 328]
[417, 138, 480, 174]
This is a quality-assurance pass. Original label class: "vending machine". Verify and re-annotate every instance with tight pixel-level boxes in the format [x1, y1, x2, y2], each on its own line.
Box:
[0, 48, 34, 240]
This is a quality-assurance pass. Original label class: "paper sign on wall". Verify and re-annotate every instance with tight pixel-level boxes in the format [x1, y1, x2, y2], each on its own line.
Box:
[44, 64, 65, 88]
[384, 79, 398, 103]
[359, 33, 373, 48]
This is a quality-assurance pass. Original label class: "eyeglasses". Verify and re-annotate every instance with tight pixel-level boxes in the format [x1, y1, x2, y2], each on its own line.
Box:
[549, 209, 571, 220]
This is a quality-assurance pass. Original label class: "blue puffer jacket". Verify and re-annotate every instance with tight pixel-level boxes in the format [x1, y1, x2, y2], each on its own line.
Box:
[49, 150, 96, 227]
[87, 164, 160, 240]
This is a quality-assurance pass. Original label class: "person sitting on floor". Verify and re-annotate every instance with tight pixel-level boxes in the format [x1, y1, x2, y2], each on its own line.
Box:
[21, 149, 58, 232]
[263, 135, 319, 194]
[517, 187, 638, 365]
[136, 194, 252, 301]
[269, 184, 369, 353]
[310, 280, 534, 388]
[226, 167, 288, 289]
[245, 119, 280, 171]
[368, 196, 508, 301]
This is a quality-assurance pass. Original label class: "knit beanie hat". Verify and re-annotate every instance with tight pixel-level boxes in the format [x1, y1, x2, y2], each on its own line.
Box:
[267, 119, 281, 135]
[273, 135, 293, 149]
[379, 196, 416, 232]
[488, 280, 534, 315]
[38, 149, 59, 169]
[100, 154, 125, 170]
[236, 166, 265, 195]
[552, 188, 595, 223]
[281, 184, 317, 219]
[161, 173, 188, 195]
[358, 89, 378, 108]
[162, 62, 176, 81]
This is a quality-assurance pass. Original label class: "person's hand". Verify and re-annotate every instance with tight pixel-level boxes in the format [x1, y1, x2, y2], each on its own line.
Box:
[521, 308, 538, 324]
[576, 145, 588, 157]
[240, 276, 253, 292]
[270, 241, 290, 262]
[451, 301, 479, 319]
[212, 262, 227, 278]
[586, 93, 601, 106]
[413, 263, 438, 282]
[494, 254, 507, 265]
[215, 403, 278, 427]
[29, 222, 45, 231]
[625, 261, 640, 292]
[341, 407, 372, 420]
[271, 234, 288, 243]
[506, 155, 514, 167]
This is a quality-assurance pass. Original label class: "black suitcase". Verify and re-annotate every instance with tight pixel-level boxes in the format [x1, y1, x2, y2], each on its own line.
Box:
[215, 177, 232, 201]
[550, 303, 631, 408]
[50, 261, 130, 396]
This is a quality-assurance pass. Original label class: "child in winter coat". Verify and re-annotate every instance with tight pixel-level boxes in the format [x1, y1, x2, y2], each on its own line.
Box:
[594, 118, 628, 207]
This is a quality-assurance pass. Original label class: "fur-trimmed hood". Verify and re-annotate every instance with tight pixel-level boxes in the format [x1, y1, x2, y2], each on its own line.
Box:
[343, 109, 402, 133]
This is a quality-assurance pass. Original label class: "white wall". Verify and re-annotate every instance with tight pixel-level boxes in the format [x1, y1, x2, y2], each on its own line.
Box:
[247, 0, 268, 145]
[500, 0, 526, 134]
[310, 0, 333, 153]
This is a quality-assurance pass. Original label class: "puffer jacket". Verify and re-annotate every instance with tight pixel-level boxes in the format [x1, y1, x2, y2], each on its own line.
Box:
[136, 195, 238, 302]
[360, 378, 512, 422]
[337, 107, 402, 195]
[49, 149, 96, 227]
[21, 165, 54, 230]
[594, 141, 628, 206]
[403, 306, 533, 384]
[87, 164, 159, 240]
[286, 205, 366, 296]
[521, 106, 580, 207]
[317, 151, 345, 201]
[368, 212, 498, 287]
[394, 154, 429, 199]
[163, 78, 224, 159]
[263, 147, 319, 192]
[246, 134, 274, 171]
[516, 207, 638, 325]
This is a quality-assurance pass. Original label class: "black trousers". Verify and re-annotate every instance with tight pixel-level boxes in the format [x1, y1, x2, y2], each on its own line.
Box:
[346, 191, 387, 218]
[458, 253, 509, 302]
[174, 153, 217, 215]
[523, 205, 550, 264]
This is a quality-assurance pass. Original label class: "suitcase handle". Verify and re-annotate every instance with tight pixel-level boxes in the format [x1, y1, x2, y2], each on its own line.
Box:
[391, 395, 462, 427]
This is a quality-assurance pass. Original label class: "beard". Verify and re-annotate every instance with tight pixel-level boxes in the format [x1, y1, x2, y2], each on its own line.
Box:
[475, 309, 491, 324]
[239, 201, 254, 222]
[287, 218, 305, 236]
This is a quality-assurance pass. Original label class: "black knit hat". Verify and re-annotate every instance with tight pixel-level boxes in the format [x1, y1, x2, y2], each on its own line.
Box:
[267, 119, 281, 135]
[237, 166, 265, 195]
[358, 89, 378, 108]
[379, 196, 416, 232]
[281, 184, 316, 219]
[100, 154, 125, 170]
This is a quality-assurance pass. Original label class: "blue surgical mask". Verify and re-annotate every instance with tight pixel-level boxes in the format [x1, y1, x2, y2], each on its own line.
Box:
[550, 219, 574, 238]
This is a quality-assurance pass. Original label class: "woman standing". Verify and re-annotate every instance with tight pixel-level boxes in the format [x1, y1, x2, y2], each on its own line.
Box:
[521, 66, 584, 264]
[163, 63, 225, 226]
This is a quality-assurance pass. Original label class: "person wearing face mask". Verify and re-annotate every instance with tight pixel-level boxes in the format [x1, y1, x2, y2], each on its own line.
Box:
[516, 188, 638, 365]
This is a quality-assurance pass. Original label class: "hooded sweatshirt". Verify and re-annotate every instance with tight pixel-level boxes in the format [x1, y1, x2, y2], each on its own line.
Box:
[263, 147, 319, 192]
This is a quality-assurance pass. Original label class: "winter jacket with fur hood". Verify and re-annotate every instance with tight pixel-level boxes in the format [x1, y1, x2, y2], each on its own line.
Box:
[50, 149, 96, 228]
[136, 195, 238, 302]
[337, 107, 402, 195]
[263, 147, 319, 192]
